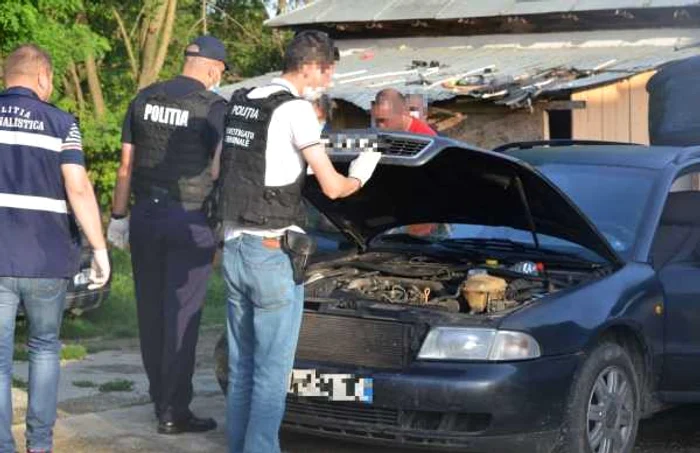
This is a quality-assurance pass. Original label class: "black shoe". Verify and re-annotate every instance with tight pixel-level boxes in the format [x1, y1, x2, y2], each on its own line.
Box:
[157, 413, 217, 435]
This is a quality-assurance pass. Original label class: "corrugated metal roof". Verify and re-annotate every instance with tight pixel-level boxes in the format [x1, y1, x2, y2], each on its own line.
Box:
[266, 0, 700, 26]
[220, 28, 700, 111]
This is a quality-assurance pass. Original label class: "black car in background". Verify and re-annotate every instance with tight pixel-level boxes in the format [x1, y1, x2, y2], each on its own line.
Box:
[17, 236, 111, 317]
[64, 243, 111, 316]
[216, 132, 700, 453]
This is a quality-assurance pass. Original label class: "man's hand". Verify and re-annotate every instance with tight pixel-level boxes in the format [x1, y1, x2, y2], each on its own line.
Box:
[88, 249, 111, 290]
[348, 151, 382, 187]
[107, 217, 129, 249]
[303, 144, 361, 199]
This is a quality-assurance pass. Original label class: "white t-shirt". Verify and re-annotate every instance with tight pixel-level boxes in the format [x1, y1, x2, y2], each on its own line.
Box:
[224, 78, 321, 240]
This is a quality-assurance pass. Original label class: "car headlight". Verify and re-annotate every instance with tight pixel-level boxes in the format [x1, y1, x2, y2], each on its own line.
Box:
[417, 327, 541, 361]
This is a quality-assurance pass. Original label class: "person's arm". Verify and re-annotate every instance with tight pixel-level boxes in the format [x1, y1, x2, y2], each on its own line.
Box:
[62, 164, 106, 250]
[58, 121, 105, 249]
[111, 142, 134, 216]
[211, 141, 222, 180]
[208, 99, 227, 181]
[60, 121, 110, 288]
[288, 100, 363, 199]
[303, 144, 361, 199]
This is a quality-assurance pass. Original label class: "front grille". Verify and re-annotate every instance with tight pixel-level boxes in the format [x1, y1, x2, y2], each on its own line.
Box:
[286, 397, 398, 425]
[296, 313, 409, 369]
[324, 132, 431, 157]
[285, 398, 493, 438]
[380, 136, 431, 156]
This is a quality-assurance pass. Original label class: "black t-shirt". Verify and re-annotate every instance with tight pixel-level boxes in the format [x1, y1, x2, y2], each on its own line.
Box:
[121, 75, 227, 153]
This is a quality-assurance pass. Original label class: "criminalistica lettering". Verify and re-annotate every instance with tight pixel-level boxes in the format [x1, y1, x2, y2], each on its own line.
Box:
[0, 116, 45, 131]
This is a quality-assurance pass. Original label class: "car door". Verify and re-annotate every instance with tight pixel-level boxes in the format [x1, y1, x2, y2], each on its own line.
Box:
[655, 169, 700, 392]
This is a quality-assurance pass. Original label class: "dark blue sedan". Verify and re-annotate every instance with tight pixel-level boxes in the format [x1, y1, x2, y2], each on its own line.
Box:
[216, 133, 700, 453]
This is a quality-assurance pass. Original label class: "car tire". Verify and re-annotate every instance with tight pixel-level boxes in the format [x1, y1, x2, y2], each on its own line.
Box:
[214, 331, 229, 395]
[559, 342, 640, 453]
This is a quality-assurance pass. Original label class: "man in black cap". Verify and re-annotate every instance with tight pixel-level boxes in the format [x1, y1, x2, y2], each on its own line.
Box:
[107, 35, 227, 434]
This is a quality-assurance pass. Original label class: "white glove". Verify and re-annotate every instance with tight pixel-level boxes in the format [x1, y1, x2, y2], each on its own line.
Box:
[348, 151, 382, 187]
[107, 217, 129, 249]
[88, 249, 111, 290]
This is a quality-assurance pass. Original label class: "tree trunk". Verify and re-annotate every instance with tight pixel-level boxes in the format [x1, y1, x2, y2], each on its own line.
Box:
[68, 61, 86, 113]
[202, 0, 207, 34]
[278, 0, 287, 15]
[84, 52, 106, 119]
[62, 75, 76, 107]
[138, 0, 169, 89]
[113, 7, 139, 80]
[150, 0, 178, 85]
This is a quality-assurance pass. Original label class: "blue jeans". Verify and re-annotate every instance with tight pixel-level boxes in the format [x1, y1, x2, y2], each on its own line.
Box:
[223, 235, 303, 453]
[0, 277, 67, 453]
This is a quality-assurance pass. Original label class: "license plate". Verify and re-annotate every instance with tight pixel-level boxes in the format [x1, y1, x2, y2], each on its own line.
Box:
[288, 369, 373, 403]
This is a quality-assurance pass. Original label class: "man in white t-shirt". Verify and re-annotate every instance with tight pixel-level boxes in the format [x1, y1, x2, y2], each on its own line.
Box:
[217, 31, 381, 453]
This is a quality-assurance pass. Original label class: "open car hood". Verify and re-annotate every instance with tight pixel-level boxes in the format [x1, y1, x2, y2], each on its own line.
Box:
[303, 131, 623, 266]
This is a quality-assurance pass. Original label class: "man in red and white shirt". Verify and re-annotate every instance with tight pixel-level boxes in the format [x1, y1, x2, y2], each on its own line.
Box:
[372, 88, 437, 136]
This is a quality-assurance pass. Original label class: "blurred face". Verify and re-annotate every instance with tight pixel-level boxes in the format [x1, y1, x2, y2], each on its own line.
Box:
[206, 60, 226, 90]
[373, 101, 406, 131]
[301, 62, 335, 100]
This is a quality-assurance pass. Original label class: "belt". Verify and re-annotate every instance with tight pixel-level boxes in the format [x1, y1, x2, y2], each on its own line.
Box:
[262, 237, 281, 249]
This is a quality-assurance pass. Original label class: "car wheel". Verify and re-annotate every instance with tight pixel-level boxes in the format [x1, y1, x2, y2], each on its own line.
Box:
[214, 331, 228, 394]
[560, 342, 640, 453]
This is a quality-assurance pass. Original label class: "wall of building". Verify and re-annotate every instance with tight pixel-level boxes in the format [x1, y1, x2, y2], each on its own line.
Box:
[571, 71, 655, 144]
[437, 103, 547, 149]
[331, 99, 547, 149]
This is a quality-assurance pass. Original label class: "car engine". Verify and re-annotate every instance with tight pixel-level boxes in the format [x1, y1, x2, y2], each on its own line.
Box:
[304, 253, 596, 315]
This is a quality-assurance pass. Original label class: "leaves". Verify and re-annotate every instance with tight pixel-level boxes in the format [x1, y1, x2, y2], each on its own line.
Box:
[0, 0, 296, 208]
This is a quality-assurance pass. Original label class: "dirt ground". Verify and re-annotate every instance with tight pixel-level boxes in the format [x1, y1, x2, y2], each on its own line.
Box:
[10, 330, 700, 453]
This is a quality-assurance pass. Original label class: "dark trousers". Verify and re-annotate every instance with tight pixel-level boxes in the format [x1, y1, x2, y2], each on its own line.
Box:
[129, 199, 216, 420]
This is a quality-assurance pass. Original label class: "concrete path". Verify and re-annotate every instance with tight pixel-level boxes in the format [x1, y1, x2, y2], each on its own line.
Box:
[10, 329, 700, 452]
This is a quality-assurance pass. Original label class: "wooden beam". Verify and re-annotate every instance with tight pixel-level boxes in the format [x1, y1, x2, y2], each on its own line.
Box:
[545, 100, 586, 110]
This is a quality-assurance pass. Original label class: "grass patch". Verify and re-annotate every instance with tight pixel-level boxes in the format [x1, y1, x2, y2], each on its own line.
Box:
[13, 345, 28, 362]
[98, 379, 134, 393]
[61, 249, 139, 340]
[201, 253, 227, 328]
[72, 380, 97, 388]
[12, 376, 27, 390]
[61, 343, 88, 361]
[15, 249, 227, 346]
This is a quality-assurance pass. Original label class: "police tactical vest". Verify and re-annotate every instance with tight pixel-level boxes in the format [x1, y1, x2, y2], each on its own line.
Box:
[219, 88, 305, 228]
[131, 87, 221, 207]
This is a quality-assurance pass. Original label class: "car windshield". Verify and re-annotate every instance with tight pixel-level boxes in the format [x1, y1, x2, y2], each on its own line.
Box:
[373, 164, 656, 261]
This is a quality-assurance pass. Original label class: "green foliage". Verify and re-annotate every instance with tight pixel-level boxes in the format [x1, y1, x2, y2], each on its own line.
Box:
[210, 0, 290, 78]
[81, 113, 123, 206]
[1, 0, 289, 209]
[0, 0, 109, 79]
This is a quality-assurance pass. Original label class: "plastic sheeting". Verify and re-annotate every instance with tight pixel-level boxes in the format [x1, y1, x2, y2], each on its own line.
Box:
[648, 55, 700, 146]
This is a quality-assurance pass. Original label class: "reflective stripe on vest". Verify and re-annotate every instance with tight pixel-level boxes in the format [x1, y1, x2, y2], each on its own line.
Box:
[0, 193, 68, 214]
[0, 130, 62, 153]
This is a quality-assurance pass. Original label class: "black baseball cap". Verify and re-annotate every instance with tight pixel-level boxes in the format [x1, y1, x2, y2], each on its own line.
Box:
[185, 35, 229, 70]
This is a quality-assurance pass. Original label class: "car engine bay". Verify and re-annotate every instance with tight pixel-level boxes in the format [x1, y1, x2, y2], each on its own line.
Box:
[304, 252, 606, 315]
